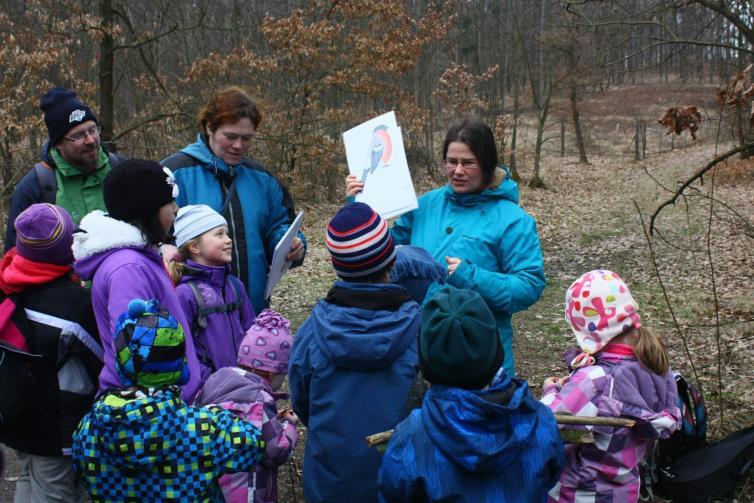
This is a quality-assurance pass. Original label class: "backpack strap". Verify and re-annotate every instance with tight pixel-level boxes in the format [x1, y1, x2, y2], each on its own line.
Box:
[33, 162, 56, 204]
[186, 279, 243, 334]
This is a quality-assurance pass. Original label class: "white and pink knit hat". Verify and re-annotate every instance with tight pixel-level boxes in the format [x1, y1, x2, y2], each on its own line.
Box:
[565, 270, 641, 360]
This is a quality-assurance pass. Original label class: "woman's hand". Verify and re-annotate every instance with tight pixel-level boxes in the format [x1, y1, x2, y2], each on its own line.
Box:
[286, 237, 305, 262]
[445, 256, 461, 275]
[346, 174, 364, 197]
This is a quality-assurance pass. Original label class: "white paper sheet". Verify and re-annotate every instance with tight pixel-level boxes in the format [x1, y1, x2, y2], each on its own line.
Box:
[343, 111, 418, 219]
[264, 211, 304, 300]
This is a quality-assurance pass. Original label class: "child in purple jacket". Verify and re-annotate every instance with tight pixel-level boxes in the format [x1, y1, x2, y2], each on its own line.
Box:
[541, 270, 681, 502]
[194, 308, 298, 503]
[169, 204, 255, 386]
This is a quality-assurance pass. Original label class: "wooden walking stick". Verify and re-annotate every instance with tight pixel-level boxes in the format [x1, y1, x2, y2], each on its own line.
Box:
[366, 414, 636, 448]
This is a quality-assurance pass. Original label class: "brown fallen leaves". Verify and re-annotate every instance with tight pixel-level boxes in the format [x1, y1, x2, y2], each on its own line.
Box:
[658, 106, 702, 139]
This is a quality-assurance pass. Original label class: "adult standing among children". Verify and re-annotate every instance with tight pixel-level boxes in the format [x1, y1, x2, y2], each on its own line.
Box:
[162, 87, 306, 314]
[5, 88, 121, 248]
[346, 118, 545, 377]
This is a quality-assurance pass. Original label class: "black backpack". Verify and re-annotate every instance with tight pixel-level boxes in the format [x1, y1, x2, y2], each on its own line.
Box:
[0, 295, 42, 427]
[655, 426, 754, 502]
[641, 373, 754, 502]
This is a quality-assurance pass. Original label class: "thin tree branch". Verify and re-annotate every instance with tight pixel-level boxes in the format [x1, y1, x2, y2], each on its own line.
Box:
[634, 201, 702, 388]
[704, 166, 724, 429]
[649, 142, 754, 235]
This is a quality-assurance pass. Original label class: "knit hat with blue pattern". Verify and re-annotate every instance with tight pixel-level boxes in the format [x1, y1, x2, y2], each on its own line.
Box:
[326, 202, 396, 278]
[113, 299, 189, 388]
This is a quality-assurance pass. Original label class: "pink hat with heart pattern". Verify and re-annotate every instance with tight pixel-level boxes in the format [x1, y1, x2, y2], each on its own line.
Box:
[237, 309, 293, 374]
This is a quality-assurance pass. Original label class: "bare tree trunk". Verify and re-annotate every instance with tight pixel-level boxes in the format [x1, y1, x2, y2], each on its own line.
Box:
[98, 0, 115, 150]
[736, 101, 749, 159]
[530, 105, 548, 188]
[509, 80, 520, 182]
[570, 84, 588, 164]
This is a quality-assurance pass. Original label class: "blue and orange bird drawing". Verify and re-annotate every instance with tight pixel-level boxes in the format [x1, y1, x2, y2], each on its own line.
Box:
[360, 125, 393, 184]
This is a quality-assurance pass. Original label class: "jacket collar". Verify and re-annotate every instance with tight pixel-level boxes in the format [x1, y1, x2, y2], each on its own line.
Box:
[49, 146, 109, 177]
[444, 167, 520, 206]
[72, 210, 147, 260]
[180, 259, 230, 289]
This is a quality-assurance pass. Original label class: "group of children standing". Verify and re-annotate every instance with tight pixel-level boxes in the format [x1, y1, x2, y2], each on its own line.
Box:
[1, 158, 681, 502]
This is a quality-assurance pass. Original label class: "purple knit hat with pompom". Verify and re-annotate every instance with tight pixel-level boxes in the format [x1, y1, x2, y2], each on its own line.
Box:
[237, 309, 293, 374]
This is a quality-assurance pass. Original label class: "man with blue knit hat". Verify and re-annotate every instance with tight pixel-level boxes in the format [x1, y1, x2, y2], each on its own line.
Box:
[378, 285, 565, 502]
[5, 87, 122, 249]
[288, 202, 421, 503]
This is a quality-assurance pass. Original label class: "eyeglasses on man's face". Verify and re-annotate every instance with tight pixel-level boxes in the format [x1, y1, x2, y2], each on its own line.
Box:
[62, 125, 101, 143]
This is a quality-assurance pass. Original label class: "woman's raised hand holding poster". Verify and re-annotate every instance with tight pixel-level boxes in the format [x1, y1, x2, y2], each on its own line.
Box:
[343, 111, 418, 219]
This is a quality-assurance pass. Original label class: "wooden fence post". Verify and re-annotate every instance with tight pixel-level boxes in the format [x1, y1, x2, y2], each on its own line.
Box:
[641, 121, 647, 159]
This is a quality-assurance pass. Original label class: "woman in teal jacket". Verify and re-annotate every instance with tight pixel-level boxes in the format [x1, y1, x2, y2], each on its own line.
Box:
[347, 118, 545, 376]
[163, 87, 306, 313]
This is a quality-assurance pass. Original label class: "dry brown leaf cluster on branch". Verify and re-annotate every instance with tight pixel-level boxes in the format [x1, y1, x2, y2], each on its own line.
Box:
[658, 106, 702, 139]
[716, 63, 754, 127]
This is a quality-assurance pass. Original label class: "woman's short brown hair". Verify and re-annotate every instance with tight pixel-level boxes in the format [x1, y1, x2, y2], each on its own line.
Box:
[198, 86, 262, 132]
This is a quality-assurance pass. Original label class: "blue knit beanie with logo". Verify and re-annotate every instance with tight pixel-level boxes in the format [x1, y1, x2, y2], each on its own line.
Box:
[40, 88, 98, 146]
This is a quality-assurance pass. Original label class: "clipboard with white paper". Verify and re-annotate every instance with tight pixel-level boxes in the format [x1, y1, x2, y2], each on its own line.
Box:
[264, 211, 304, 300]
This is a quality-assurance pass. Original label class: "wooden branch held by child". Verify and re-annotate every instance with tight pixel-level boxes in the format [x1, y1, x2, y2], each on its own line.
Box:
[365, 414, 636, 448]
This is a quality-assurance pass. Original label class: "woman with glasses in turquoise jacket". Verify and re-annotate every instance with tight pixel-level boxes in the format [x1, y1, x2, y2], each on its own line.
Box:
[347, 118, 545, 376]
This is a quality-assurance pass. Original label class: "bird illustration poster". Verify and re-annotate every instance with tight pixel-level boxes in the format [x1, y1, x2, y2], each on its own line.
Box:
[343, 111, 418, 219]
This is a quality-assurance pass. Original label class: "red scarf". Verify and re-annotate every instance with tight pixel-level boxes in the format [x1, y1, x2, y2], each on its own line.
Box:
[602, 342, 635, 356]
[0, 248, 73, 295]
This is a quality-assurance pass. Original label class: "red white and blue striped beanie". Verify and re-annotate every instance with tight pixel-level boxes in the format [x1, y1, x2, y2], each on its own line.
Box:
[326, 202, 396, 278]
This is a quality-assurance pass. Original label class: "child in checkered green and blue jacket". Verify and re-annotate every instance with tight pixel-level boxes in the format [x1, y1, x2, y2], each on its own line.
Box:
[72, 299, 265, 502]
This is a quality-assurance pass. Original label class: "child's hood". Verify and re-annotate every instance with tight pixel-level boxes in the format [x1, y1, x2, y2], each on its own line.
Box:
[72, 210, 155, 280]
[603, 359, 682, 440]
[195, 367, 282, 408]
[422, 377, 544, 473]
[563, 346, 681, 440]
[309, 284, 420, 369]
[86, 390, 184, 469]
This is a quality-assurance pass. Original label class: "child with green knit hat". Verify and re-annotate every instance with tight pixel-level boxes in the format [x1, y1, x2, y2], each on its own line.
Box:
[378, 285, 564, 502]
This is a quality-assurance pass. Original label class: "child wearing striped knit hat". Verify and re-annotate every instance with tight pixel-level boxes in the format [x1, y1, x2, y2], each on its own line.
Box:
[288, 202, 421, 503]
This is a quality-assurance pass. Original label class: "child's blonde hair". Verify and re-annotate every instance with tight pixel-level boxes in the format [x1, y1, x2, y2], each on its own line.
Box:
[633, 326, 669, 375]
[167, 238, 201, 284]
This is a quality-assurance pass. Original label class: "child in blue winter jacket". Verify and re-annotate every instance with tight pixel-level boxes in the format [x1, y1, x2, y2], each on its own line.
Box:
[169, 204, 255, 386]
[195, 308, 299, 503]
[288, 202, 421, 503]
[378, 285, 565, 503]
